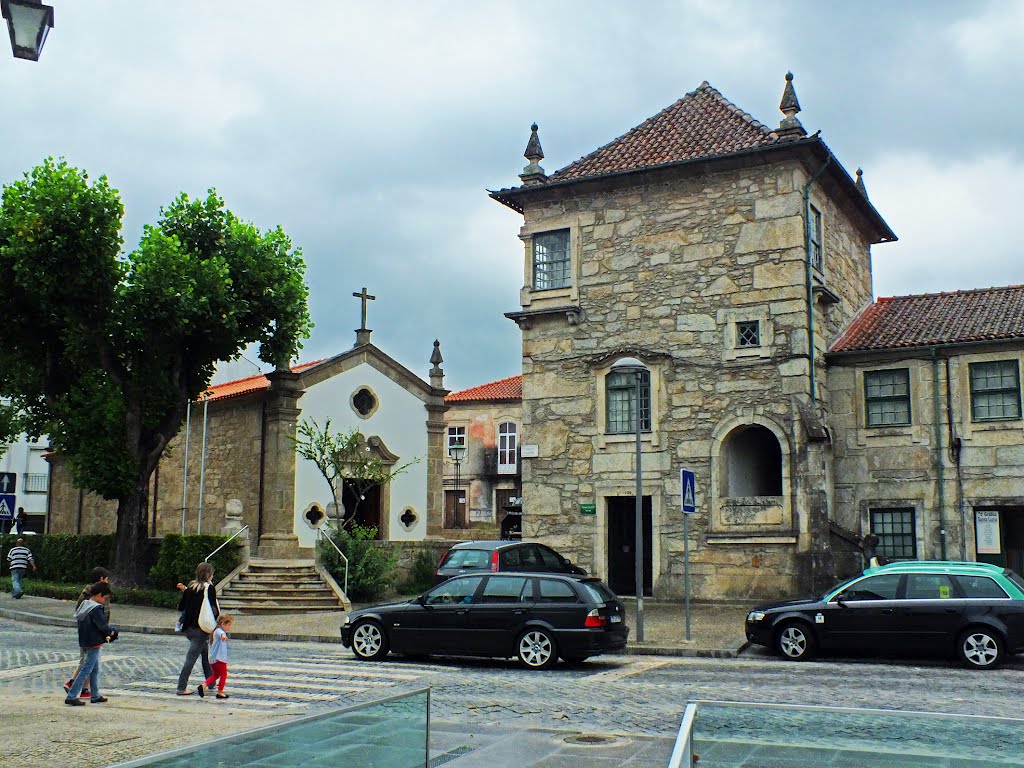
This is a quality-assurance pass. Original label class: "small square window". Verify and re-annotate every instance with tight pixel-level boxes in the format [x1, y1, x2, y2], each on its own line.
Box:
[864, 369, 911, 427]
[736, 321, 760, 348]
[447, 426, 466, 454]
[532, 230, 571, 291]
[970, 360, 1021, 421]
[870, 508, 916, 559]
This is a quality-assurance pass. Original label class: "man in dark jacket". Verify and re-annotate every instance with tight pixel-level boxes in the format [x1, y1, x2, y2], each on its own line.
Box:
[64, 581, 117, 706]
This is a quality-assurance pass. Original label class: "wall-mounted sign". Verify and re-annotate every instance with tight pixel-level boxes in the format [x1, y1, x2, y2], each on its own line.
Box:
[975, 509, 1001, 555]
[520, 444, 539, 458]
[579, 503, 596, 516]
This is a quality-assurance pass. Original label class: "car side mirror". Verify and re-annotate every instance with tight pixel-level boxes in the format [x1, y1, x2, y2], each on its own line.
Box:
[561, 557, 570, 565]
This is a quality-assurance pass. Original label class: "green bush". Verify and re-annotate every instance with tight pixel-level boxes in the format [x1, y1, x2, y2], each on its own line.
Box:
[148, 534, 243, 589]
[395, 549, 438, 596]
[0, 534, 114, 583]
[0, 577, 182, 608]
[318, 524, 397, 602]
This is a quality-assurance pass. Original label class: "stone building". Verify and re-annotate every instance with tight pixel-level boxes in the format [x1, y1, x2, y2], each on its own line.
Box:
[47, 323, 449, 554]
[827, 287, 1024, 577]
[489, 75, 898, 600]
[441, 375, 523, 539]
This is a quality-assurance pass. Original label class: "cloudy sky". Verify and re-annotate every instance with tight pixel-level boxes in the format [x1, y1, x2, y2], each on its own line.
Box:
[2, 1, 1021, 391]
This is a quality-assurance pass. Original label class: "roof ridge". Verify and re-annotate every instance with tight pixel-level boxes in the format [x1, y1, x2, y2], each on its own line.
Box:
[877, 284, 1024, 302]
[696, 80, 778, 140]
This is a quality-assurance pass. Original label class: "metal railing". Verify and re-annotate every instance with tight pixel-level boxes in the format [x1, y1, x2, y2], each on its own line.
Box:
[668, 702, 697, 768]
[204, 525, 249, 563]
[317, 526, 349, 596]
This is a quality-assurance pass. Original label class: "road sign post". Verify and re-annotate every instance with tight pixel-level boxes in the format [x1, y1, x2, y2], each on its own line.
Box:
[680, 468, 696, 641]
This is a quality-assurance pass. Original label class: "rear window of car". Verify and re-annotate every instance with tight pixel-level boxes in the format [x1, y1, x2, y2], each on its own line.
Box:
[498, 547, 522, 568]
[580, 580, 617, 604]
[956, 574, 1010, 599]
[443, 549, 490, 568]
[481, 576, 531, 603]
[537, 579, 578, 603]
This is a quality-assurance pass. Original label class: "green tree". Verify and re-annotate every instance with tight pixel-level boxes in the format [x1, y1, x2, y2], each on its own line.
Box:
[0, 159, 312, 583]
[0, 402, 27, 460]
[293, 418, 419, 527]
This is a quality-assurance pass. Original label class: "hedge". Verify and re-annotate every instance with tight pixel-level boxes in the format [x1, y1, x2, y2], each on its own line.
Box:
[0, 577, 182, 609]
[0, 534, 113, 583]
[148, 533, 242, 589]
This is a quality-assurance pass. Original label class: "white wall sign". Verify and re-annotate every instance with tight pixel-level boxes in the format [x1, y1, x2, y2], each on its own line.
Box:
[520, 444, 539, 458]
[975, 509, 1001, 555]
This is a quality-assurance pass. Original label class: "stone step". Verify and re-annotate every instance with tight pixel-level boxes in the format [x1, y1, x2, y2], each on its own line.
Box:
[234, 575, 325, 585]
[223, 582, 330, 594]
[217, 603, 342, 614]
[220, 593, 342, 603]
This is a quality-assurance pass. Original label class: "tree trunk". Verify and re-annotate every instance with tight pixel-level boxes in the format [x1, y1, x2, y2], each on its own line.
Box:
[112, 478, 151, 586]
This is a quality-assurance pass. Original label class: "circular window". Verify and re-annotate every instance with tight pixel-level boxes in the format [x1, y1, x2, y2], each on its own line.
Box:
[351, 387, 378, 418]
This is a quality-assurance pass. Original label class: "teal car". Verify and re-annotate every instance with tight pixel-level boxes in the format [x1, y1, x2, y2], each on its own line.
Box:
[745, 561, 1024, 669]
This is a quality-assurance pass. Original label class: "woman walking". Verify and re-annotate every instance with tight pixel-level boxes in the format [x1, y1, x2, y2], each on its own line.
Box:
[175, 562, 218, 695]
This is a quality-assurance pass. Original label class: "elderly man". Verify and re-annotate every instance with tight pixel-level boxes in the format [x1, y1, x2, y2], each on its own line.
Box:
[6, 537, 36, 599]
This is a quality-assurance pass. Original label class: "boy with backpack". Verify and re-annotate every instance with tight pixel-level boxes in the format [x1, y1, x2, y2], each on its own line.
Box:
[65, 581, 118, 706]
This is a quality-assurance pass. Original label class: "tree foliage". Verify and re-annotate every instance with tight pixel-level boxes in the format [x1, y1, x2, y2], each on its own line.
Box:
[0, 159, 312, 582]
[293, 418, 419, 527]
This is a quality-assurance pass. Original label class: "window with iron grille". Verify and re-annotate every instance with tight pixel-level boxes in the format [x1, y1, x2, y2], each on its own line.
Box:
[970, 360, 1022, 421]
[23, 473, 47, 493]
[809, 205, 823, 271]
[736, 320, 760, 348]
[864, 368, 911, 426]
[870, 508, 916, 559]
[606, 370, 651, 434]
[532, 229, 570, 290]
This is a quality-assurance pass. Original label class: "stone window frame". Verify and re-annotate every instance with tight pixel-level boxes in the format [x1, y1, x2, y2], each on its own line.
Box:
[854, 363, 921, 445]
[518, 214, 580, 310]
[349, 385, 380, 420]
[720, 307, 774, 361]
[594, 359, 664, 450]
[863, 367, 912, 428]
[707, 413, 794, 542]
[860, 498, 924, 561]
[969, 359, 1022, 423]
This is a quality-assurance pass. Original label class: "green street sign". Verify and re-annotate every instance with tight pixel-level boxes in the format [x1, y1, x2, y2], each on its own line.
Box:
[579, 503, 596, 515]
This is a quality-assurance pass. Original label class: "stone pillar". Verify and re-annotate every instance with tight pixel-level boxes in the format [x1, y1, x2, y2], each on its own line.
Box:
[257, 369, 304, 559]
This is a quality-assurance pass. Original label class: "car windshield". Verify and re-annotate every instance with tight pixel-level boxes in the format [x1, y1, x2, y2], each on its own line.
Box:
[442, 549, 490, 568]
[580, 580, 617, 603]
[1005, 569, 1024, 594]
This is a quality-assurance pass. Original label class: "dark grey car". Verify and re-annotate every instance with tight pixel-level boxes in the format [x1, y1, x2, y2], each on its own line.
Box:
[434, 540, 586, 585]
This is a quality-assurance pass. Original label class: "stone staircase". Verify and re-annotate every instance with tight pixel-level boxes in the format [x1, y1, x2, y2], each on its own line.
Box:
[217, 560, 349, 614]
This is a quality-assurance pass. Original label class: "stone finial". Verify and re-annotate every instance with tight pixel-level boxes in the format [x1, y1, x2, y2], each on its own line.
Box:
[519, 122, 548, 186]
[776, 72, 807, 141]
[429, 339, 444, 389]
[855, 168, 869, 198]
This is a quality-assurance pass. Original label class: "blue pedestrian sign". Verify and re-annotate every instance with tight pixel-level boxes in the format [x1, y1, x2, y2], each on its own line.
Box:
[0, 495, 14, 520]
[680, 469, 696, 514]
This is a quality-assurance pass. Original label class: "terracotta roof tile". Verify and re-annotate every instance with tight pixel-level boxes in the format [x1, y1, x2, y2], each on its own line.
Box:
[549, 81, 780, 183]
[204, 360, 323, 403]
[830, 286, 1024, 353]
[446, 375, 522, 403]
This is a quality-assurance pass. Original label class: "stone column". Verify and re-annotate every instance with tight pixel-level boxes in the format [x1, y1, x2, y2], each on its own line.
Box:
[257, 369, 304, 559]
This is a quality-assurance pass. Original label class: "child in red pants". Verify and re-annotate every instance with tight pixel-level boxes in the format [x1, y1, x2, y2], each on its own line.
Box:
[198, 614, 232, 699]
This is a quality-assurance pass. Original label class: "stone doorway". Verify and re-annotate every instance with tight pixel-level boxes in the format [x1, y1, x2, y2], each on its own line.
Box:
[606, 496, 653, 596]
[342, 481, 382, 538]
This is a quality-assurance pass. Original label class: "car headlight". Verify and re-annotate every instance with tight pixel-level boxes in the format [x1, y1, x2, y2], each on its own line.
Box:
[746, 610, 766, 622]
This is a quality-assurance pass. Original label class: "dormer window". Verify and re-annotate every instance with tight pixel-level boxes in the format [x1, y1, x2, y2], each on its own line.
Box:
[532, 229, 570, 290]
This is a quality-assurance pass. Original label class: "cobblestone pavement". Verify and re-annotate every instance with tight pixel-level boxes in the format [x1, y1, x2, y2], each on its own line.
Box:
[2, 617, 1021, 767]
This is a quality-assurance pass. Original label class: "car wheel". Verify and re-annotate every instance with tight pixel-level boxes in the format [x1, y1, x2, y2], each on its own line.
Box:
[351, 620, 389, 661]
[774, 621, 816, 661]
[958, 627, 1004, 669]
[517, 628, 558, 669]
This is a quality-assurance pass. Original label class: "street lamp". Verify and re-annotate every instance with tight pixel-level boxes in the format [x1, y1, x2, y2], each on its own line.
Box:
[2, 0, 54, 61]
[611, 356, 649, 642]
[450, 440, 466, 528]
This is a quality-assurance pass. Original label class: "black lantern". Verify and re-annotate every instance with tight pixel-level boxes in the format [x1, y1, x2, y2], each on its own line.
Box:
[2, 0, 54, 61]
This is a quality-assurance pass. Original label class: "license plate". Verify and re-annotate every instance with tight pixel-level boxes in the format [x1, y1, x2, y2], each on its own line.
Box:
[609, 615, 622, 623]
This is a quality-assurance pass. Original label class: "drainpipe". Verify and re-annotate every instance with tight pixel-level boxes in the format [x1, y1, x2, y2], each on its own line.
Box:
[944, 357, 965, 558]
[803, 155, 831, 405]
[931, 348, 947, 560]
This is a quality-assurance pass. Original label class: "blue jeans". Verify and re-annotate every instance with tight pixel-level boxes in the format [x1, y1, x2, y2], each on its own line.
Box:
[67, 646, 101, 701]
[11, 568, 25, 597]
[176, 627, 213, 692]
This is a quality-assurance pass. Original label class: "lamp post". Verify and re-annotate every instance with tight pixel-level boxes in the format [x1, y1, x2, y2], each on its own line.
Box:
[2, 0, 54, 61]
[611, 356, 649, 642]
[450, 440, 466, 528]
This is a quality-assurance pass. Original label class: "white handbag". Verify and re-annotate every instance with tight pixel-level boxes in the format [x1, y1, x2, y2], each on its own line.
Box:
[198, 584, 218, 633]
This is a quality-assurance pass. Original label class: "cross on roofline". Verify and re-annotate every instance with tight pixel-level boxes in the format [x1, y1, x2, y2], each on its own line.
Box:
[353, 287, 376, 331]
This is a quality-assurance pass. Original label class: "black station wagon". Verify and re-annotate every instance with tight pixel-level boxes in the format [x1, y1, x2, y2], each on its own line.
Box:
[341, 572, 627, 669]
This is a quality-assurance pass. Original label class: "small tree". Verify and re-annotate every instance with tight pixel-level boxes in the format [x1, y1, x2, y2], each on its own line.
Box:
[293, 418, 419, 528]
